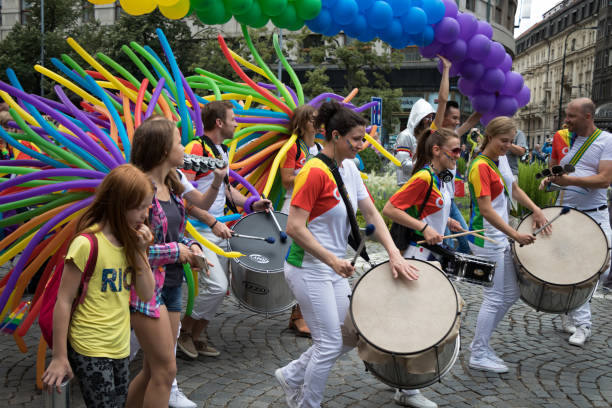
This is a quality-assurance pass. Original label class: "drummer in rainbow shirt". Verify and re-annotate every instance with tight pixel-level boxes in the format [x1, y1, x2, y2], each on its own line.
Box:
[467, 116, 548, 373]
[383, 127, 462, 408]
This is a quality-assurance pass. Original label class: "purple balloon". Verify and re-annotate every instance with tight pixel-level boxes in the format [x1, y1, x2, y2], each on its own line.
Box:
[457, 12, 478, 41]
[419, 40, 444, 58]
[467, 34, 491, 61]
[435, 16, 460, 44]
[483, 42, 506, 68]
[443, 38, 467, 62]
[0, 168, 105, 192]
[471, 92, 496, 113]
[460, 59, 485, 81]
[480, 112, 497, 126]
[516, 85, 531, 107]
[481, 68, 506, 93]
[499, 53, 513, 73]
[458, 77, 480, 96]
[500, 71, 525, 96]
[443, 0, 458, 18]
[476, 20, 493, 39]
[494, 96, 519, 117]
[437, 59, 462, 77]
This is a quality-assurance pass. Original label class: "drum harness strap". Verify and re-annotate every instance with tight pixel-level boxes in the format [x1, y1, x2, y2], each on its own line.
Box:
[315, 152, 370, 264]
[199, 135, 239, 215]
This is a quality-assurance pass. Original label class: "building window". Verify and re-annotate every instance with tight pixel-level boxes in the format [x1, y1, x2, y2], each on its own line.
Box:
[465, 0, 475, 11]
[551, 49, 555, 60]
[571, 38, 576, 51]
[20, 0, 30, 24]
[608, 48, 612, 66]
[403, 47, 421, 62]
[0, 0, 3, 26]
[494, 0, 502, 24]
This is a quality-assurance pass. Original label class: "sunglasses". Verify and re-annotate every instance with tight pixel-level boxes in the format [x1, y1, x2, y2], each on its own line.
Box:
[443, 147, 462, 155]
[535, 164, 575, 179]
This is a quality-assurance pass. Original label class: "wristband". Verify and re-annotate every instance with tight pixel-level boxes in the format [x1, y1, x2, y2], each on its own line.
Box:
[419, 223, 429, 233]
[209, 220, 218, 229]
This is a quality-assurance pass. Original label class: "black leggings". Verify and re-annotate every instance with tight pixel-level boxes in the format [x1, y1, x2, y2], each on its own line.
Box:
[67, 345, 129, 408]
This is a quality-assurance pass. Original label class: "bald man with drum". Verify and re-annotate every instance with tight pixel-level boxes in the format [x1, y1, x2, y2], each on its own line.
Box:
[542, 98, 612, 346]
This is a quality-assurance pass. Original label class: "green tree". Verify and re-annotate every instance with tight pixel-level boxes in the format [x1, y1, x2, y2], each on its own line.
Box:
[303, 66, 332, 99]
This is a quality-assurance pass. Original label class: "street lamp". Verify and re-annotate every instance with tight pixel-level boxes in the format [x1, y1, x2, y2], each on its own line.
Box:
[556, 26, 598, 130]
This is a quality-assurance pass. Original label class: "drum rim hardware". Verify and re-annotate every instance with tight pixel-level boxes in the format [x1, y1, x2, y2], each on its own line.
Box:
[180, 154, 226, 173]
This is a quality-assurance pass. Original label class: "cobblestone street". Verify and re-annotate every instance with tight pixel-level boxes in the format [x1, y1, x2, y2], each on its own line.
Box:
[1, 246, 611, 407]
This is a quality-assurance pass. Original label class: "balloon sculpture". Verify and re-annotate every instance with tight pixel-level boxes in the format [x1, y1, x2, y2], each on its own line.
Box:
[92, 0, 529, 124]
[0, 23, 393, 381]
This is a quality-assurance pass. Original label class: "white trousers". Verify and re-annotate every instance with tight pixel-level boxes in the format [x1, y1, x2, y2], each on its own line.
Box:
[281, 263, 352, 408]
[568, 208, 611, 328]
[470, 245, 519, 358]
[190, 229, 229, 321]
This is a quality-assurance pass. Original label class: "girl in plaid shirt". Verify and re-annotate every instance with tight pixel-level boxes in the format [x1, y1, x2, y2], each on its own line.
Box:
[127, 118, 203, 408]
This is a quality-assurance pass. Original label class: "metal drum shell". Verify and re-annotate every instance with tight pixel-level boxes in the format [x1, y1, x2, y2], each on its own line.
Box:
[511, 206, 610, 314]
[228, 211, 296, 314]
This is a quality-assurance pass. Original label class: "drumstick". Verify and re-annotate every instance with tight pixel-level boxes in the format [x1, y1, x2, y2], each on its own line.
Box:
[231, 232, 275, 244]
[416, 229, 486, 245]
[351, 224, 375, 266]
[533, 206, 570, 236]
[469, 232, 501, 245]
[261, 193, 288, 242]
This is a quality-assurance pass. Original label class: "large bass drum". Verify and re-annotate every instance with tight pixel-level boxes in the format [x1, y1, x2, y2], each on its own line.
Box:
[512, 206, 610, 314]
[344, 260, 463, 390]
[228, 211, 295, 314]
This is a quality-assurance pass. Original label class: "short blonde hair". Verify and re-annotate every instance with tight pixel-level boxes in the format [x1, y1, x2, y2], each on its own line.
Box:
[481, 116, 516, 151]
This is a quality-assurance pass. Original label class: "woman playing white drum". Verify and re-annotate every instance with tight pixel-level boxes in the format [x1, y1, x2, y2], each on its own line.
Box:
[382, 127, 462, 408]
[466, 116, 549, 373]
[274, 100, 419, 408]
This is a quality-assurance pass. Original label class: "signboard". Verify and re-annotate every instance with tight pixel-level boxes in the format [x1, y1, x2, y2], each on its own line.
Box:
[371, 96, 382, 129]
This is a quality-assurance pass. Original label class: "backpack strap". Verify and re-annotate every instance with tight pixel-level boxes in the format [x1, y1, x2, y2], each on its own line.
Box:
[72, 233, 99, 311]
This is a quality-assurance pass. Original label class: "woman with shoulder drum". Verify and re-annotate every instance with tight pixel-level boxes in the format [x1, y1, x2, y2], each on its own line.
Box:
[274, 100, 419, 408]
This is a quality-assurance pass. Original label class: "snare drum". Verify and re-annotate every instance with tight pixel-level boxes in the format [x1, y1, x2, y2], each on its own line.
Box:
[425, 244, 496, 286]
[345, 260, 463, 390]
[512, 206, 610, 314]
[228, 211, 295, 314]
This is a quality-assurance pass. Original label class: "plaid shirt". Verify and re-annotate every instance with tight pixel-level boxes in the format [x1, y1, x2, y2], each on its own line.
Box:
[130, 186, 198, 318]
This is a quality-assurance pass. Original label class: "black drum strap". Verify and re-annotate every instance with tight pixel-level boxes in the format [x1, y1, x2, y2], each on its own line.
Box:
[315, 153, 370, 263]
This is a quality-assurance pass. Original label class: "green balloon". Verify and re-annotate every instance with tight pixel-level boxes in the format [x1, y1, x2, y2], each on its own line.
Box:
[192, 0, 212, 12]
[271, 3, 297, 29]
[235, 0, 262, 24]
[295, 0, 321, 21]
[260, 0, 287, 17]
[196, 0, 231, 25]
[250, 13, 269, 28]
[225, 0, 253, 15]
[286, 17, 304, 31]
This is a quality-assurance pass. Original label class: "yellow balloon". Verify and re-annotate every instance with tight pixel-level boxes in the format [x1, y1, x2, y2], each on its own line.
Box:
[87, 0, 115, 4]
[119, 0, 156, 15]
[364, 133, 401, 167]
[263, 134, 297, 197]
[159, 0, 190, 19]
[185, 223, 244, 259]
[157, 0, 181, 6]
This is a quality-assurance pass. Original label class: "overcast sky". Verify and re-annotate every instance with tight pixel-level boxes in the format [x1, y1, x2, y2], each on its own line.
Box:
[514, 0, 563, 38]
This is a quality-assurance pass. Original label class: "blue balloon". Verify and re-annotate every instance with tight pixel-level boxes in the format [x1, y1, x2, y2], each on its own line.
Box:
[323, 0, 338, 8]
[306, 8, 333, 33]
[380, 18, 403, 44]
[367, 1, 393, 29]
[356, 0, 376, 10]
[401, 7, 427, 35]
[332, 0, 359, 25]
[341, 13, 368, 37]
[410, 24, 435, 47]
[387, 0, 412, 16]
[321, 23, 341, 37]
[421, 0, 445, 25]
[356, 26, 377, 42]
[412, 0, 423, 6]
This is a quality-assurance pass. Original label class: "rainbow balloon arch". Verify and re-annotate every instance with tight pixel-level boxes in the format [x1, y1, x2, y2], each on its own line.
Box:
[0, 0, 530, 384]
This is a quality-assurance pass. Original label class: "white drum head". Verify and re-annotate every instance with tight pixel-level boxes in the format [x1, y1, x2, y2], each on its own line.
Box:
[350, 260, 459, 355]
[514, 207, 609, 285]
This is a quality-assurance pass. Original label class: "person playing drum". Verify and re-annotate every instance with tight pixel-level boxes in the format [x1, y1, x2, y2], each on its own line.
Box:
[275, 100, 419, 408]
[542, 98, 612, 346]
[467, 116, 549, 373]
[280, 105, 322, 338]
[382, 127, 462, 408]
[180, 101, 270, 359]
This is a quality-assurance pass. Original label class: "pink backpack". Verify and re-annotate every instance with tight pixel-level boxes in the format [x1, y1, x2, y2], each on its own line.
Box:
[39, 233, 98, 348]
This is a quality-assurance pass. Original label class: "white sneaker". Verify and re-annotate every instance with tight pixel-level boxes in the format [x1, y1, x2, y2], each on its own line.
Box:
[487, 348, 505, 364]
[568, 325, 591, 347]
[469, 355, 509, 373]
[393, 390, 438, 408]
[561, 314, 577, 334]
[274, 368, 299, 408]
[168, 388, 197, 408]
